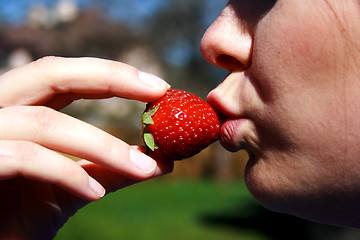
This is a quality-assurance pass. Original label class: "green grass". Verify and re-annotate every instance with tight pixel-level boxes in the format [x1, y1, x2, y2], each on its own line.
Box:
[55, 179, 269, 240]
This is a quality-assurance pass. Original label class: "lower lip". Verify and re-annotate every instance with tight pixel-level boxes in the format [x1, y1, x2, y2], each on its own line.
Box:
[220, 118, 248, 152]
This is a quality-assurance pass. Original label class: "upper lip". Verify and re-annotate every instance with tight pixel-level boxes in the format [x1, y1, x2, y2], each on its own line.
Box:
[207, 71, 259, 153]
[207, 71, 255, 118]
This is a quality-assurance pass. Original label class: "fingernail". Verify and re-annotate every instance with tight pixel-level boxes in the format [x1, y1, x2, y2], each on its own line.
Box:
[130, 148, 157, 174]
[89, 176, 106, 198]
[138, 71, 171, 89]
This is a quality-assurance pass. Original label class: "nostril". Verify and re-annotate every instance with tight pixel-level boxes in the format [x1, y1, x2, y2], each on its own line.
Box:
[216, 54, 245, 71]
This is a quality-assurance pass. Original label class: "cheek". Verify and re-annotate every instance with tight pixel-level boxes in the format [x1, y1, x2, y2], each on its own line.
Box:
[247, 2, 360, 223]
[253, 0, 358, 98]
[252, 1, 351, 152]
[254, 12, 338, 96]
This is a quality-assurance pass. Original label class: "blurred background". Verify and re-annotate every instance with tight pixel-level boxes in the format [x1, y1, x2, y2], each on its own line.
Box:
[1, 1, 360, 239]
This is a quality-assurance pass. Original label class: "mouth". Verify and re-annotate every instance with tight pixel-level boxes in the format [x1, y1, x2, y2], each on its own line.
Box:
[207, 71, 261, 155]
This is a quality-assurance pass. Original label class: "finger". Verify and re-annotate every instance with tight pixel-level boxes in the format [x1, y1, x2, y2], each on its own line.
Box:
[132, 145, 174, 177]
[77, 159, 140, 194]
[0, 56, 170, 107]
[78, 159, 173, 194]
[0, 140, 105, 201]
[52, 153, 174, 214]
[77, 146, 173, 193]
[0, 106, 158, 180]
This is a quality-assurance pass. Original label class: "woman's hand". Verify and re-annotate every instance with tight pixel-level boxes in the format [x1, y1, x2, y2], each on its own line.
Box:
[0, 56, 173, 239]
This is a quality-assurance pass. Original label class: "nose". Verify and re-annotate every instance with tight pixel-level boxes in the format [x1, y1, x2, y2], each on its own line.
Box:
[200, 3, 253, 72]
[203, 1, 276, 117]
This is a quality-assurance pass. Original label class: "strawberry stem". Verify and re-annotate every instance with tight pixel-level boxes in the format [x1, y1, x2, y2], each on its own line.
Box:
[142, 106, 159, 125]
[142, 105, 159, 152]
[143, 132, 158, 151]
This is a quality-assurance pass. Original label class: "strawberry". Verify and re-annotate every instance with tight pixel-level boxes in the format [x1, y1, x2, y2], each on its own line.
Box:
[141, 89, 221, 161]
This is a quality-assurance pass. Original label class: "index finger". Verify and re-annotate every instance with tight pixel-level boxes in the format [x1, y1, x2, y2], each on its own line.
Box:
[0, 56, 170, 107]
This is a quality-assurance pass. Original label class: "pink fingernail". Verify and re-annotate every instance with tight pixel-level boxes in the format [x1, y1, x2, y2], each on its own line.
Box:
[130, 148, 157, 174]
[89, 176, 106, 198]
[138, 71, 170, 89]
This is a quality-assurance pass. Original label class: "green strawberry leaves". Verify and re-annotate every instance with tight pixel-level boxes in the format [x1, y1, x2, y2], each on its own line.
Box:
[143, 132, 158, 151]
[142, 105, 158, 125]
[142, 105, 159, 152]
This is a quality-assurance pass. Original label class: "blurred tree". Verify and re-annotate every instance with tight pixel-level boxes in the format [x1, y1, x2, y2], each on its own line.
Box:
[144, 0, 227, 98]
[0, 0, 244, 180]
[0, 0, 228, 97]
[0, 8, 141, 60]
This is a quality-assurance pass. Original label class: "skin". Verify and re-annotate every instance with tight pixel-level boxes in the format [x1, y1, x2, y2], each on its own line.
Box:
[0, 56, 173, 239]
[201, 0, 360, 227]
[3, 0, 360, 236]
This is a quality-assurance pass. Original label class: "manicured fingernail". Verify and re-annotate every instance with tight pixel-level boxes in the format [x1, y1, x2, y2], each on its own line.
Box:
[130, 148, 157, 174]
[89, 176, 106, 198]
[138, 71, 170, 89]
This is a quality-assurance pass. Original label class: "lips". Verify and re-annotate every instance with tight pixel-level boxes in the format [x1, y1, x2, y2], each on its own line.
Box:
[207, 72, 259, 153]
[220, 118, 248, 152]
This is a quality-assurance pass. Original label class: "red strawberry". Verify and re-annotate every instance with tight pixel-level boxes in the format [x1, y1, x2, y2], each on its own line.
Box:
[141, 89, 221, 161]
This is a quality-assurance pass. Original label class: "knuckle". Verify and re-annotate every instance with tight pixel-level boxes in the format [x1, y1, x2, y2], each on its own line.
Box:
[31, 56, 62, 70]
[55, 158, 90, 193]
[0, 141, 38, 177]
[104, 60, 135, 83]
[54, 159, 83, 186]
[60, 159, 80, 177]
[30, 106, 60, 133]
[97, 133, 120, 162]
[92, 131, 130, 169]
[13, 141, 40, 167]
[106, 60, 123, 77]
[11, 140, 85, 183]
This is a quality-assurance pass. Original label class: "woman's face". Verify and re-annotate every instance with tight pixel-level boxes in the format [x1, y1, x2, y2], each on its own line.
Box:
[201, 0, 360, 227]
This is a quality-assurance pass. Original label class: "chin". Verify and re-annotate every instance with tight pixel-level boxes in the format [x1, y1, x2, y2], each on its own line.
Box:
[243, 154, 287, 214]
[243, 154, 360, 228]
